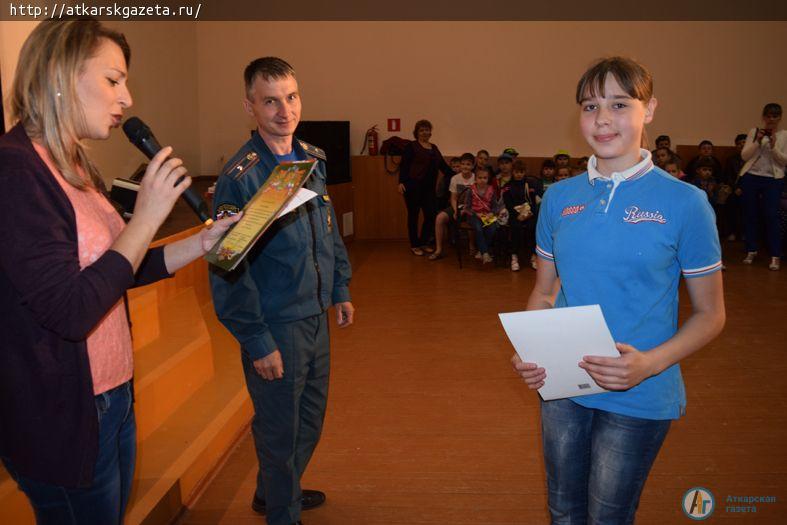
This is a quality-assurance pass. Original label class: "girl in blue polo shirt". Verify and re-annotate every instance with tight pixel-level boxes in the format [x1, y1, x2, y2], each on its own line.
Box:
[512, 57, 725, 524]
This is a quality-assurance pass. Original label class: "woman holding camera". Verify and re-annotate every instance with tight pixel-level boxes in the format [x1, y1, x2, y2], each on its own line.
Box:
[739, 103, 787, 270]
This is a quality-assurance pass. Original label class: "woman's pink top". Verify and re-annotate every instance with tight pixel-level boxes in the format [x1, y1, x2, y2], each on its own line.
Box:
[33, 143, 133, 395]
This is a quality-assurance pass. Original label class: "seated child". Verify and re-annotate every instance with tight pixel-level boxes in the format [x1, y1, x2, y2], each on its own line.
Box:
[503, 160, 537, 271]
[429, 153, 476, 260]
[463, 166, 499, 264]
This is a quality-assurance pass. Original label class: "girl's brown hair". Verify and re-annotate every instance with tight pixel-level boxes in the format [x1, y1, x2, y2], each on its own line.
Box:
[575, 56, 654, 148]
[11, 19, 130, 190]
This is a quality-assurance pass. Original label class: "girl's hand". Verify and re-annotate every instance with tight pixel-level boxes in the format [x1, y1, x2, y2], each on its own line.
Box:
[397, 183, 406, 194]
[511, 354, 546, 390]
[199, 212, 243, 252]
[755, 128, 766, 143]
[579, 343, 657, 390]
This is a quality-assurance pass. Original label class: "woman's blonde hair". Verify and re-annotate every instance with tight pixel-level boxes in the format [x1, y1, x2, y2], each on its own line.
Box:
[11, 19, 130, 189]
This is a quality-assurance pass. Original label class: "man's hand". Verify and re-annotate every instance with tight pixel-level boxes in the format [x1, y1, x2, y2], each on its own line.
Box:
[253, 351, 284, 380]
[336, 302, 355, 327]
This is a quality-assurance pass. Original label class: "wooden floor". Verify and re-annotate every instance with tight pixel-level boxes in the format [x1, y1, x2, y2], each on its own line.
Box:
[177, 240, 786, 525]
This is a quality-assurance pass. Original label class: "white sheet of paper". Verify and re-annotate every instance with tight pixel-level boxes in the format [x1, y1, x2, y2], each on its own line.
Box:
[276, 188, 318, 218]
[499, 305, 620, 401]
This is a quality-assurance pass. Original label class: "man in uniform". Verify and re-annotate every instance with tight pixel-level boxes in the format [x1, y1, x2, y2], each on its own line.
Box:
[210, 57, 353, 525]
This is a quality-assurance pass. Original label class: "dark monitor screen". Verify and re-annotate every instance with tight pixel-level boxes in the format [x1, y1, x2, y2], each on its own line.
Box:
[295, 121, 351, 185]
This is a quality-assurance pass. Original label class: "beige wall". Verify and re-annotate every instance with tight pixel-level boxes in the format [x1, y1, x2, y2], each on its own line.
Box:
[3, 21, 787, 180]
[0, 21, 200, 185]
[195, 21, 787, 167]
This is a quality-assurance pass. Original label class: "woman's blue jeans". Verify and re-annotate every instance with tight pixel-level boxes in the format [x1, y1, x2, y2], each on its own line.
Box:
[3, 381, 136, 525]
[740, 174, 785, 257]
[540, 398, 671, 525]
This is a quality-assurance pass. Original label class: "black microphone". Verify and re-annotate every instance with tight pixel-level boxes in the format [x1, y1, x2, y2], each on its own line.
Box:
[122, 117, 212, 225]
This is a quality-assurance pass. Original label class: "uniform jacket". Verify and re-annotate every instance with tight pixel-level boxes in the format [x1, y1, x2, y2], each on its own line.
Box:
[209, 132, 351, 361]
[0, 124, 171, 487]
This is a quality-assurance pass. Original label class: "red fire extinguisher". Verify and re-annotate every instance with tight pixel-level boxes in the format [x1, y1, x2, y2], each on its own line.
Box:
[362, 125, 379, 156]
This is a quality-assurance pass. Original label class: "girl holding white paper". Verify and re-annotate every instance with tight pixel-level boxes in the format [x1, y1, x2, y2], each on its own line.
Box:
[511, 57, 725, 523]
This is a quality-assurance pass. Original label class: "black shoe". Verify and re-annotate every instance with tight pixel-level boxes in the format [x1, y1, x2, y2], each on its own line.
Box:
[251, 490, 326, 515]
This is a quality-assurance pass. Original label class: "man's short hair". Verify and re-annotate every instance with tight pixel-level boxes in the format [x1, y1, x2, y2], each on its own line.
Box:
[244, 57, 295, 98]
[655, 135, 670, 143]
[735, 133, 747, 143]
[699, 139, 713, 147]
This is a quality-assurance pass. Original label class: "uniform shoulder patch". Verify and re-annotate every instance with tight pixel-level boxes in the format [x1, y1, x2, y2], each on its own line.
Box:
[215, 203, 241, 219]
[298, 140, 326, 161]
[223, 151, 260, 180]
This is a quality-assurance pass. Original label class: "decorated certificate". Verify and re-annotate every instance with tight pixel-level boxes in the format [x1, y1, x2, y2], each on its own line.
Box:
[205, 160, 317, 271]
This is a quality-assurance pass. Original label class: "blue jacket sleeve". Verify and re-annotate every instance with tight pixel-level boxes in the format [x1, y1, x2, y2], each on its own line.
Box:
[208, 175, 278, 360]
[329, 201, 352, 304]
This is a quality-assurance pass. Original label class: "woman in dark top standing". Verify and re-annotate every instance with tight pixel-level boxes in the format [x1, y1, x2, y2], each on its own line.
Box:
[397, 119, 454, 255]
[0, 19, 237, 524]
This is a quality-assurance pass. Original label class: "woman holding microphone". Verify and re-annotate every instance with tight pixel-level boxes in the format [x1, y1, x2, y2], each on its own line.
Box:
[0, 19, 238, 524]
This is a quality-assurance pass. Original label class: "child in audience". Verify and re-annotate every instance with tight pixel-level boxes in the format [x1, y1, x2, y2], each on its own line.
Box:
[436, 156, 461, 210]
[722, 134, 748, 240]
[476, 149, 490, 173]
[503, 160, 537, 271]
[496, 152, 515, 189]
[554, 150, 571, 168]
[555, 166, 572, 182]
[653, 147, 672, 168]
[664, 160, 686, 179]
[429, 153, 476, 260]
[578, 156, 589, 171]
[652, 134, 682, 163]
[689, 158, 719, 206]
[540, 159, 557, 189]
[450, 156, 462, 174]
[686, 140, 723, 181]
[463, 166, 499, 264]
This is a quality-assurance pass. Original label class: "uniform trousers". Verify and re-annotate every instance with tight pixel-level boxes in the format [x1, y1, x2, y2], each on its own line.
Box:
[241, 312, 330, 525]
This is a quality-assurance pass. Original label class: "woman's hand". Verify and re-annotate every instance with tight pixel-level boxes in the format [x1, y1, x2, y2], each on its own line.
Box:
[132, 146, 190, 231]
[511, 354, 546, 389]
[579, 343, 656, 391]
[397, 183, 406, 194]
[199, 212, 243, 252]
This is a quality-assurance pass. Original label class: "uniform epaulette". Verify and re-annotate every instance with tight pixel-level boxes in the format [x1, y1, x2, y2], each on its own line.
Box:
[298, 140, 326, 161]
[223, 150, 260, 180]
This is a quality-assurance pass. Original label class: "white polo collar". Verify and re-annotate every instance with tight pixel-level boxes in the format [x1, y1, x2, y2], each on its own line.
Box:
[588, 149, 654, 185]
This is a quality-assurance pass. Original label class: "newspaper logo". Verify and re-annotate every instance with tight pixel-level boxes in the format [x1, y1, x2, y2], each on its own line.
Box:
[682, 487, 715, 520]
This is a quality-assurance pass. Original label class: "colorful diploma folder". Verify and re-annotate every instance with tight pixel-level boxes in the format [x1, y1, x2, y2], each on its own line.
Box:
[205, 160, 317, 271]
